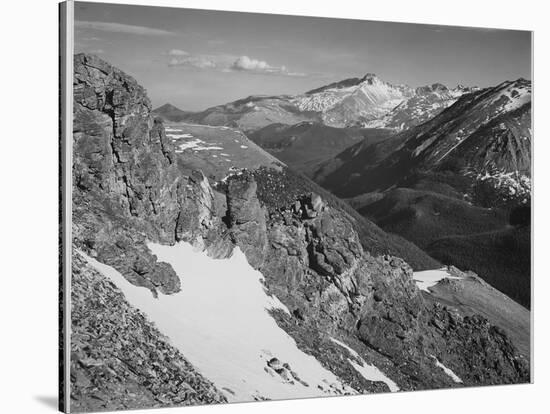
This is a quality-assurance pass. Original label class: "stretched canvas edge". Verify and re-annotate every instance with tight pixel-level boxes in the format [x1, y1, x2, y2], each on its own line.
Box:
[59, 1, 73, 412]
[530, 30, 534, 384]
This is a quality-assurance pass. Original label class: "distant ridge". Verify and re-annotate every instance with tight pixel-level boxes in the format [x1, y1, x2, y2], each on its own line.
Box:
[153, 103, 194, 122]
[163, 73, 475, 131]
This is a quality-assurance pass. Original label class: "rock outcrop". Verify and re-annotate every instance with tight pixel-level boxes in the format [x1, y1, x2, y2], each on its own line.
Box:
[72, 53, 227, 295]
[249, 175, 529, 390]
[226, 174, 268, 268]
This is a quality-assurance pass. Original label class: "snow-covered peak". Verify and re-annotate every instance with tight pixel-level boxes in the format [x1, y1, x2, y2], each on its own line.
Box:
[360, 73, 381, 84]
[293, 74, 413, 117]
[488, 78, 531, 112]
[293, 74, 476, 128]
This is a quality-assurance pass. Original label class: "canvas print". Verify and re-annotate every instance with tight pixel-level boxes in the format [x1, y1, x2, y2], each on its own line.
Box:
[60, 1, 532, 412]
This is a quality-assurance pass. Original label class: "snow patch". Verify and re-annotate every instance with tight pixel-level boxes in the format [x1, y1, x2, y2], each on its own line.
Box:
[413, 268, 462, 293]
[486, 81, 531, 114]
[431, 356, 463, 383]
[476, 170, 531, 202]
[167, 133, 194, 139]
[171, 136, 224, 153]
[193, 146, 224, 151]
[329, 338, 399, 392]
[175, 138, 204, 152]
[79, 244, 354, 402]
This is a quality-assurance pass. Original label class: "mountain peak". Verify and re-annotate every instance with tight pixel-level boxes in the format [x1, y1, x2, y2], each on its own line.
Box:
[152, 102, 193, 122]
[155, 103, 182, 112]
[361, 72, 378, 81]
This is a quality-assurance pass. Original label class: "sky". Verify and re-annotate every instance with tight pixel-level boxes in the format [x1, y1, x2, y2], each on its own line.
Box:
[75, 1, 532, 111]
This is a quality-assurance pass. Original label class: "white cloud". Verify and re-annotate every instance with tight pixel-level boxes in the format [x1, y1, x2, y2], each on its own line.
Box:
[230, 56, 304, 76]
[167, 52, 306, 77]
[76, 20, 175, 36]
[168, 49, 189, 56]
[232, 56, 272, 71]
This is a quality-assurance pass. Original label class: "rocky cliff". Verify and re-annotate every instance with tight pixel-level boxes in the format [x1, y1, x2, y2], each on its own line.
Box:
[71, 54, 529, 410]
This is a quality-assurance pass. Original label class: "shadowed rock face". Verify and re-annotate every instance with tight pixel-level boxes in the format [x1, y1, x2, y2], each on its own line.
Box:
[73, 53, 228, 295]
[71, 54, 529, 409]
[73, 53, 181, 294]
[226, 175, 268, 268]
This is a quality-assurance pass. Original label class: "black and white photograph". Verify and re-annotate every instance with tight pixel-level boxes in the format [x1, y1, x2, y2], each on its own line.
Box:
[56, 0, 536, 412]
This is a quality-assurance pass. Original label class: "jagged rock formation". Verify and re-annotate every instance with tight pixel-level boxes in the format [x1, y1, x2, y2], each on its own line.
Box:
[252, 177, 528, 389]
[71, 54, 529, 409]
[73, 53, 180, 294]
[73, 53, 230, 295]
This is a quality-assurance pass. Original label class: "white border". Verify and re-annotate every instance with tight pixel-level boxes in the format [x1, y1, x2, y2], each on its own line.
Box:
[62, 1, 73, 412]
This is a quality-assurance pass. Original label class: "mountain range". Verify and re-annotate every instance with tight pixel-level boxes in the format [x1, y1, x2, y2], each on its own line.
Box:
[318, 78, 531, 199]
[154, 73, 475, 131]
[316, 77, 531, 306]
[72, 53, 531, 411]
[154, 74, 478, 178]
[295, 74, 476, 129]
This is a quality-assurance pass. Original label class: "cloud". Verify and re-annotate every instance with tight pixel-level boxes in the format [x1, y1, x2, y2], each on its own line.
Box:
[231, 56, 305, 77]
[89, 49, 105, 54]
[168, 49, 189, 56]
[168, 55, 221, 69]
[167, 52, 305, 77]
[232, 56, 271, 71]
[76, 20, 175, 36]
